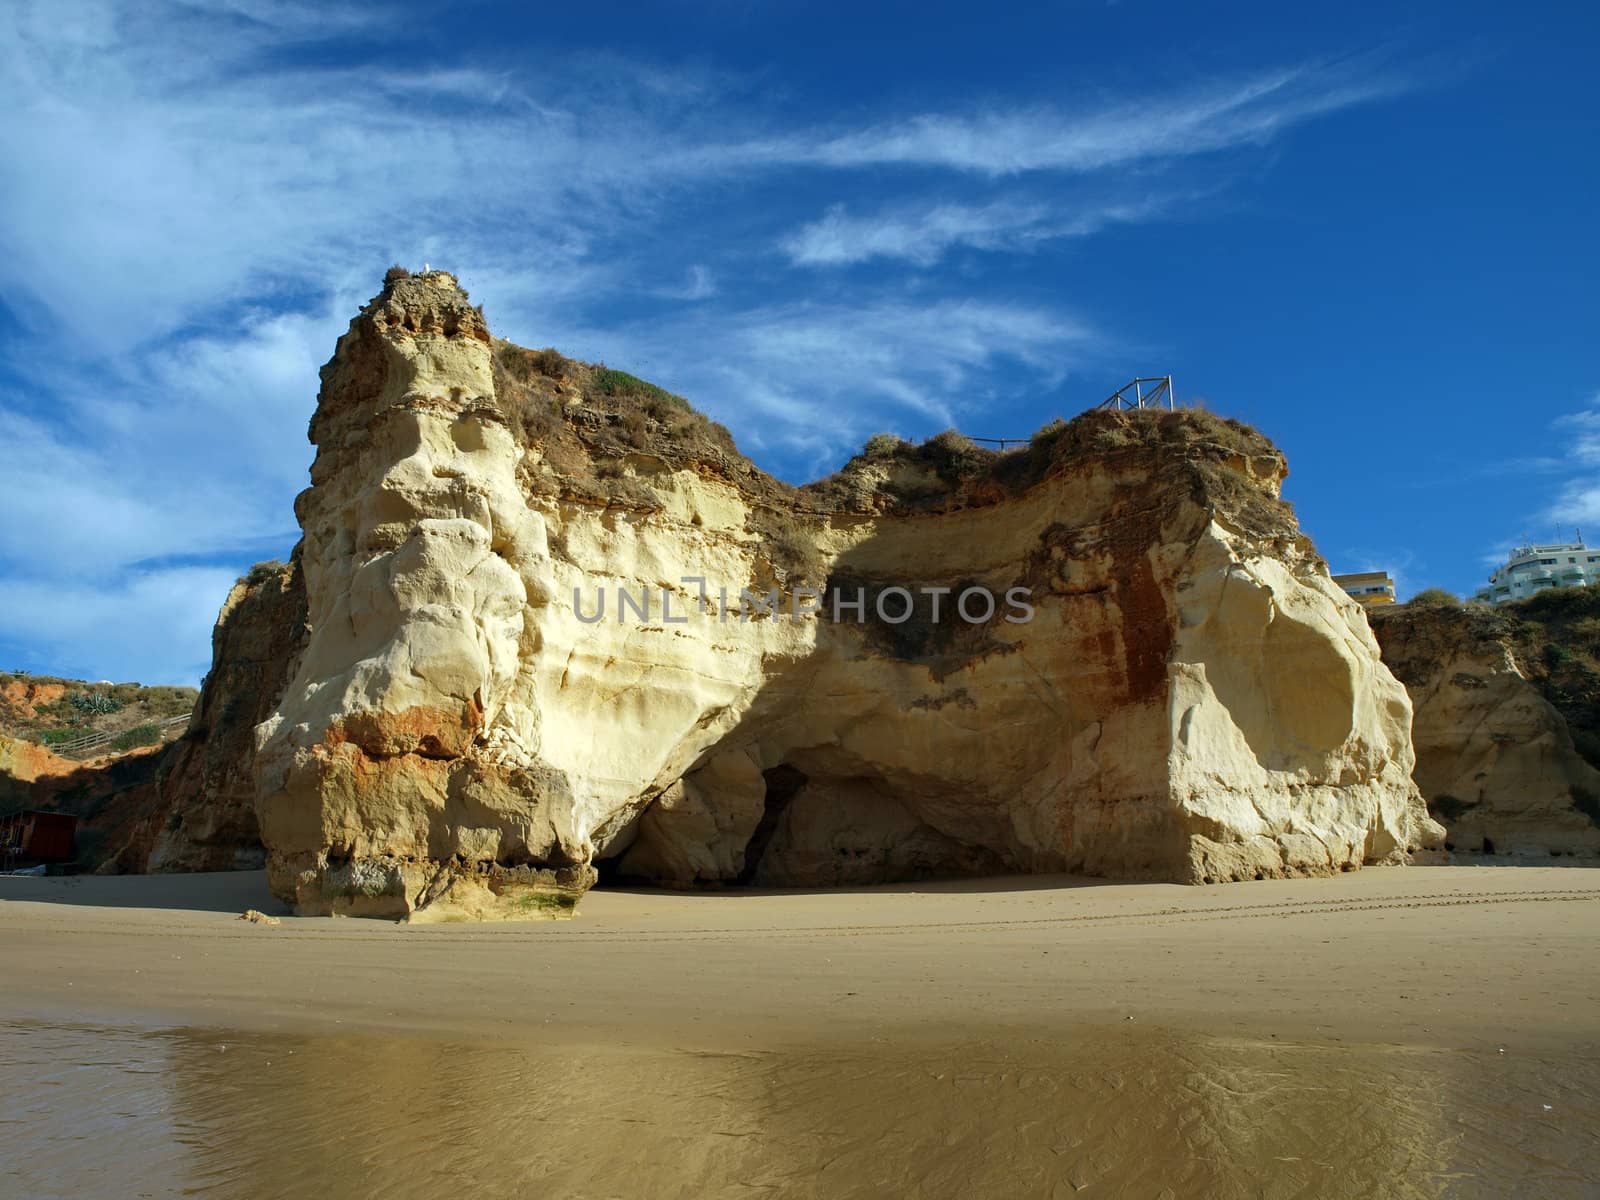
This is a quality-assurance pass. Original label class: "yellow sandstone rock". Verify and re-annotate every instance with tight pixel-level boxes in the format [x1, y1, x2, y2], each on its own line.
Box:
[229, 270, 1441, 917]
[1372, 603, 1600, 858]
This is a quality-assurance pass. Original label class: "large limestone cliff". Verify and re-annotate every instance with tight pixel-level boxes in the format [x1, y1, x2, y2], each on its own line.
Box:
[240, 270, 1436, 917]
[1372, 599, 1600, 858]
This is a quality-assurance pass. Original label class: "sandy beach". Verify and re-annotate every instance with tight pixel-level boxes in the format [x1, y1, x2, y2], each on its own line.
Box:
[3, 865, 1597, 1046]
[4, 867, 1599, 1197]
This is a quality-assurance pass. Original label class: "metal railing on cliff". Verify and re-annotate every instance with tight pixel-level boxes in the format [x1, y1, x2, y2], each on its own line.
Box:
[967, 374, 1176, 448]
[44, 712, 193, 760]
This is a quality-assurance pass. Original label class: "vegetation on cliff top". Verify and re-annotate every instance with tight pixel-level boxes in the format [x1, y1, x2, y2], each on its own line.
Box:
[802, 406, 1280, 513]
[1408, 588, 1463, 608]
[1374, 587, 1600, 774]
[494, 338, 1282, 507]
[0, 673, 197, 749]
[493, 341, 742, 502]
[1506, 588, 1600, 772]
[491, 331, 1298, 582]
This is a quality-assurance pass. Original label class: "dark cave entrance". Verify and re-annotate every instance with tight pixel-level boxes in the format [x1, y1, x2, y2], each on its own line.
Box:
[592, 848, 630, 887]
[589, 763, 811, 889]
[735, 764, 808, 885]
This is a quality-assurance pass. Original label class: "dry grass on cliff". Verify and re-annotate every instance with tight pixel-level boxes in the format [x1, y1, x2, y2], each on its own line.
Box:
[491, 340, 1299, 579]
[497, 336, 1284, 516]
[495, 342, 740, 463]
[493, 341, 756, 508]
[801, 407, 1287, 523]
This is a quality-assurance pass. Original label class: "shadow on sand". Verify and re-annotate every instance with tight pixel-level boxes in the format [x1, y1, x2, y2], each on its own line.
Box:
[0, 869, 285, 915]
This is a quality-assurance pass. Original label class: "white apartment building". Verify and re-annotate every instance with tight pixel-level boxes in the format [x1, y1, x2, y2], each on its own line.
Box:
[1475, 540, 1600, 604]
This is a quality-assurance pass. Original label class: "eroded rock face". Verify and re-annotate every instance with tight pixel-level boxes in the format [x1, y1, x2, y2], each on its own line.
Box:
[0, 734, 74, 794]
[1372, 605, 1600, 858]
[77, 560, 309, 874]
[142, 561, 308, 871]
[254, 275, 590, 917]
[243, 271, 1438, 917]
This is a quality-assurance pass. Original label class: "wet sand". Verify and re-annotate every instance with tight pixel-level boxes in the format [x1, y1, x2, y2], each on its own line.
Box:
[4, 867, 1599, 1197]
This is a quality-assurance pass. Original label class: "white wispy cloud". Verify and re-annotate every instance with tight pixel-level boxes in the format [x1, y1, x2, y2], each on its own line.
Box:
[733, 60, 1405, 177]
[1549, 394, 1600, 528]
[1555, 396, 1600, 465]
[1480, 394, 1600, 568]
[782, 196, 1176, 267]
[655, 264, 718, 301]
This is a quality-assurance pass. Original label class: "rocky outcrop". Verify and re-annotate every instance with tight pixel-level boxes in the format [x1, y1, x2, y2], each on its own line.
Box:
[0, 679, 70, 724]
[240, 270, 1437, 918]
[0, 734, 74, 796]
[104, 560, 309, 872]
[1372, 602, 1600, 858]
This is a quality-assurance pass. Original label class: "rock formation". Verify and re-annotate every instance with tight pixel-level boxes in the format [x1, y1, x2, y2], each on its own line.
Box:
[111, 559, 309, 872]
[0, 733, 74, 798]
[221, 269, 1439, 917]
[1371, 601, 1600, 858]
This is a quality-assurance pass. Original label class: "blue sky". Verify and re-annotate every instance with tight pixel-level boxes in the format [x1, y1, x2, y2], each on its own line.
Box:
[0, 0, 1596, 685]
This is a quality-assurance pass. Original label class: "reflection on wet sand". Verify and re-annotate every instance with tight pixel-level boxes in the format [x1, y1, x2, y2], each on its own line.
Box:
[3, 1020, 1597, 1198]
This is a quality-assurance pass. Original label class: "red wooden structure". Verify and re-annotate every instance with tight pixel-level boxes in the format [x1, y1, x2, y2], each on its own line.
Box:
[1, 810, 78, 864]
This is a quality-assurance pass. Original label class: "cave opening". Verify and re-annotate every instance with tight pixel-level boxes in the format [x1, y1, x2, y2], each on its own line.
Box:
[736, 764, 809, 886]
[591, 850, 630, 888]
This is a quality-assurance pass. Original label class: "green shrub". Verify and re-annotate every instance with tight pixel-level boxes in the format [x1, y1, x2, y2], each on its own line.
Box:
[495, 341, 564, 387]
[591, 367, 689, 413]
[1545, 642, 1574, 668]
[39, 729, 83, 746]
[1518, 585, 1600, 620]
[864, 433, 905, 458]
[111, 724, 161, 752]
